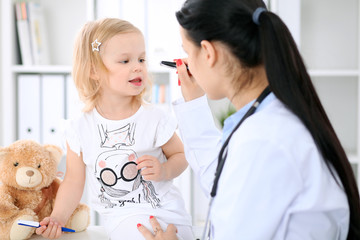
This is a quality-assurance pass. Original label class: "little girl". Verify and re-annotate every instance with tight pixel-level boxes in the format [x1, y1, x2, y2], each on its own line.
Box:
[36, 18, 193, 240]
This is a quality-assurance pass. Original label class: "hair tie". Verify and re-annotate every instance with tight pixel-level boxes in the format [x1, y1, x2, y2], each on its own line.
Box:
[252, 7, 267, 25]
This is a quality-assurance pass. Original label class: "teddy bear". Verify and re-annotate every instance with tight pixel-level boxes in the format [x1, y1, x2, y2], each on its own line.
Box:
[0, 139, 90, 240]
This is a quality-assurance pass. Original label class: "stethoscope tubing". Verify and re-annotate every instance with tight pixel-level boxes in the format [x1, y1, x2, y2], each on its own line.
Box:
[202, 86, 271, 239]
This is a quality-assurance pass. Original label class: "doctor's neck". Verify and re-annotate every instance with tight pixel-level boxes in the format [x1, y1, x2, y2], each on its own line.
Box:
[230, 65, 269, 110]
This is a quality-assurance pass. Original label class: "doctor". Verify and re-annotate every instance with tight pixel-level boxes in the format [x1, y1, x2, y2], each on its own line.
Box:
[138, 0, 360, 239]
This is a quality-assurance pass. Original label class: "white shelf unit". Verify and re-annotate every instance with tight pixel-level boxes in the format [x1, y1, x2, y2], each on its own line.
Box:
[275, 0, 360, 186]
[1, 0, 93, 146]
[301, 0, 360, 186]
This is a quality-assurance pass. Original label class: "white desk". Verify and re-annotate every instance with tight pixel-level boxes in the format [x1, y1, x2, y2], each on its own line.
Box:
[30, 225, 202, 239]
[30, 226, 109, 240]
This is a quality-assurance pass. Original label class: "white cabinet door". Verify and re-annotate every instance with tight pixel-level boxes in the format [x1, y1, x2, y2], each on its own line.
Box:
[17, 74, 41, 141]
[41, 74, 65, 145]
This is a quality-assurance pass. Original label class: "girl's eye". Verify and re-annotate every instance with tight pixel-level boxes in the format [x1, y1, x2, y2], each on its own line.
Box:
[38, 164, 41, 168]
[14, 162, 19, 167]
[139, 59, 146, 63]
[120, 60, 129, 64]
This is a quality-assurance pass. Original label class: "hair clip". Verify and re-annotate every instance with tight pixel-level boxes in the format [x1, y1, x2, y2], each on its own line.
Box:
[91, 39, 102, 52]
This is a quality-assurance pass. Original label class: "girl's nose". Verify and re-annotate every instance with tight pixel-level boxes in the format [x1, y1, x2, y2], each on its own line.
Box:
[133, 62, 142, 73]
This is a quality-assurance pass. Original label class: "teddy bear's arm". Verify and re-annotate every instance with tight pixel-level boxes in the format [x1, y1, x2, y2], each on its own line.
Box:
[0, 189, 19, 221]
[51, 178, 61, 198]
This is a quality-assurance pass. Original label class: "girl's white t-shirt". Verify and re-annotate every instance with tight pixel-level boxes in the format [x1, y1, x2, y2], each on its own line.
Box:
[64, 104, 192, 232]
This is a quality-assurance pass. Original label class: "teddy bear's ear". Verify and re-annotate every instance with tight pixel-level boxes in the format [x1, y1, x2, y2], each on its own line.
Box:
[0, 147, 8, 162]
[44, 145, 63, 165]
[0, 148, 9, 167]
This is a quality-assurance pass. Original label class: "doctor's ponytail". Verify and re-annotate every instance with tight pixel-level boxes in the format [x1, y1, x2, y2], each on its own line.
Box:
[258, 10, 360, 239]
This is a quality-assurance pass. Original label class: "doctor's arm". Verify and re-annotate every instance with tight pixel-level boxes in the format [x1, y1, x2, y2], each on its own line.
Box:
[173, 58, 222, 196]
[173, 96, 222, 196]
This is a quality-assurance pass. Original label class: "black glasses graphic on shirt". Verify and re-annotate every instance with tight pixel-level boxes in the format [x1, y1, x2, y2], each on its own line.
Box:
[100, 162, 139, 186]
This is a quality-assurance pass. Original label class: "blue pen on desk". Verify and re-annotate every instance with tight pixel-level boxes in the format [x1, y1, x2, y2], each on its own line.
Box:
[17, 220, 75, 232]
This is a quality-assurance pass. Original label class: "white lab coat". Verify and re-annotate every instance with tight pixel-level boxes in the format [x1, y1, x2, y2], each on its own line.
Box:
[173, 94, 349, 240]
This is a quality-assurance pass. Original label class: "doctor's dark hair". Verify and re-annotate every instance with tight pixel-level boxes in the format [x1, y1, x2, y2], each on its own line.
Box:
[176, 0, 360, 238]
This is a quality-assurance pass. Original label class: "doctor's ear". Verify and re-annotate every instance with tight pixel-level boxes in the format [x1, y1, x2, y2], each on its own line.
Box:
[200, 40, 217, 68]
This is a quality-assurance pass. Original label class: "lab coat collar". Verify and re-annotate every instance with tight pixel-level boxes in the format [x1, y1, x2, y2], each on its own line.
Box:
[222, 92, 275, 142]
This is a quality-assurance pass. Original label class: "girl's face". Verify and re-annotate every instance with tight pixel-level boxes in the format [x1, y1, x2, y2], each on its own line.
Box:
[99, 32, 148, 99]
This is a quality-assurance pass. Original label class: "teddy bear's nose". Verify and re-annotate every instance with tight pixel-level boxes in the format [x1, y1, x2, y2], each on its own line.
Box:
[26, 170, 34, 177]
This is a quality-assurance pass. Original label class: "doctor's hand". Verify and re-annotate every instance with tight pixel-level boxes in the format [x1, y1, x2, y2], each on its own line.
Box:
[137, 216, 178, 240]
[35, 216, 63, 239]
[136, 155, 166, 181]
[175, 58, 205, 102]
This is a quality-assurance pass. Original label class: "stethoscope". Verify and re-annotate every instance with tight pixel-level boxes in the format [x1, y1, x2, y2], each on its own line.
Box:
[202, 86, 271, 240]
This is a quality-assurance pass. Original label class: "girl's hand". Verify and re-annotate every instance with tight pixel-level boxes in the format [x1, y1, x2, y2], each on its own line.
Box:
[137, 216, 178, 240]
[175, 58, 205, 102]
[35, 217, 63, 239]
[136, 155, 166, 181]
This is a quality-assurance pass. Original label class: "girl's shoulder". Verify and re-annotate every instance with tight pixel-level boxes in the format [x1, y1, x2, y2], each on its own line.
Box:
[65, 110, 95, 131]
[141, 103, 172, 118]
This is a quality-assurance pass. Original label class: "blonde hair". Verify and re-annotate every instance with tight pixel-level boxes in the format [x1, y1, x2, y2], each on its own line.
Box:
[72, 18, 149, 112]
